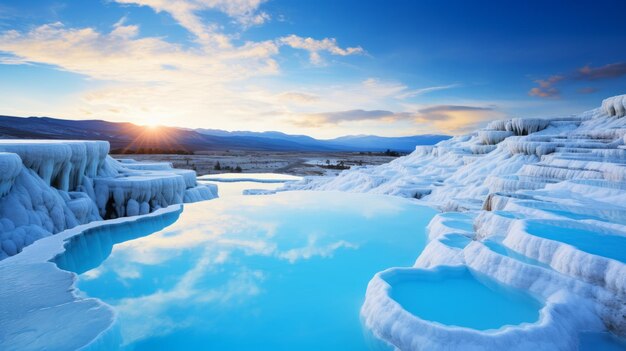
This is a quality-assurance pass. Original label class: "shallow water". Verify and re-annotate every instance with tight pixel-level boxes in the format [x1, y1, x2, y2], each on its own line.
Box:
[388, 267, 542, 330]
[200, 180, 285, 198]
[198, 172, 301, 182]
[56, 190, 435, 350]
[483, 240, 551, 268]
[198, 172, 300, 198]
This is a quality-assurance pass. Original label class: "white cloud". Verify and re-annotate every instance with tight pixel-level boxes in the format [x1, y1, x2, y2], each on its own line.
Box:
[277, 92, 319, 104]
[412, 105, 503, 133]
[111, 16, 140, 39]
[291, 109, 400, 127]
[361, 78, 407, 97]
[0, 22, 279, 83]
[0, 2, 489, 137]
[396, 83, 461, 99]
[114, 0, 269, 45]
[0, 14, 372, 133]
[286, 103, 504, 134]
[0, 22, 287, 130]
[362, 78, 459, 100]
[279, 34, 363, 65]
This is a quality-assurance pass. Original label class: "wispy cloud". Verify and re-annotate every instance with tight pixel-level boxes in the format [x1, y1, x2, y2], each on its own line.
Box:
[289, 104, 503, 133]
[0, 52, 28, 65]
[0, 8, 365, 131]
[396, 83, 461, 99]
[528, 75, 564, 98]
[576, 62, 626, 80]
[292, 109, 402, 127]
[360, 78, 407, 98]
[577, 87, 599, 94]
[417, 105, 492, 118]
[0, 4, 13, 20]
[115, 0, 269, 41]
[529, 62, 626, 98]
[417, 105, 504, 133]
[0, 22, 279, 82]
[362, 78, 459, 100]
[277, 92, 319, 103]
[279, 35, 363, 65]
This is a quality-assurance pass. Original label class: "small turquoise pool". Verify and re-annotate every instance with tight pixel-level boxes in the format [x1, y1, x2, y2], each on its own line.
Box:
[55, 190, 436, 350]
[525, 220, 626, 263]
[483, 240, 551, 268]
[387, 267, 543, 330]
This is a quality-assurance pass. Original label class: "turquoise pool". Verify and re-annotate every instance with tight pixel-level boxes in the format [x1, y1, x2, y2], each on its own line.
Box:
[387, 267, 543, 330]
[55, 190, 436, 350]
[525, 220, 626, 263]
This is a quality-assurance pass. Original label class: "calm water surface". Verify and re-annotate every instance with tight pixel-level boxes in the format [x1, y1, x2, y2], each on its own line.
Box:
[56, 190, 436, 350]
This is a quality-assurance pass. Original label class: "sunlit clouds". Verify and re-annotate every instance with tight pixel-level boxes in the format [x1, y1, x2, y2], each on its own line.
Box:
[0, 14, 377, 136]
[0, 1, 532, 136]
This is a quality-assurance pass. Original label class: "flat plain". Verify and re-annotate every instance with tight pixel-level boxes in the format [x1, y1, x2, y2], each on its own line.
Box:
[113, 151, 400, 176]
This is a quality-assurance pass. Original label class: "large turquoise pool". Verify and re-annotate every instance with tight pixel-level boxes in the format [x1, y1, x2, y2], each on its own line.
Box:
[55, 190, 436, 350]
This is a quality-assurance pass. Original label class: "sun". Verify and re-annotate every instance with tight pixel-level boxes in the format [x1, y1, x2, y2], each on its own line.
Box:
[142, 121, 161, 130]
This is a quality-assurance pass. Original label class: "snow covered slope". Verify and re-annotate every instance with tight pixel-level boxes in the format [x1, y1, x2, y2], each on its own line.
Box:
[0, 140, 216, 259]
[286, 94, 626, 349]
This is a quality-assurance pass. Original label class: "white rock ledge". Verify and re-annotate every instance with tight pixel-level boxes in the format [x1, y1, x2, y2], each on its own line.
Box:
[361, 266, 602, 351]
[287, 94, 626, 347]
[0, 140, 216, 259]
[0, 205, 182, 351]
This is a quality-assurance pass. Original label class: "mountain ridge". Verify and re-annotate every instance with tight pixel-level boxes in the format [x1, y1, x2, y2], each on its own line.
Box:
[0, 115, 450, 152]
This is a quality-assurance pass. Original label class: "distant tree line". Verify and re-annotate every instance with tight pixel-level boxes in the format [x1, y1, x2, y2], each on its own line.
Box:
[383, 149, 401, 157]
[357, 149, 403, 157]
[321, 160, 350, 170]
[111, 148, 194, 155]
[214, 161, 242, 173]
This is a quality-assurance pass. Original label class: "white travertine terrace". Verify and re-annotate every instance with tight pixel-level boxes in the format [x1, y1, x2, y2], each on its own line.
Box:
[286, 94, 626, 349]
[2, 95, 626, 350]
[602, 94, 626, 118]
[0, 141, 216, 259]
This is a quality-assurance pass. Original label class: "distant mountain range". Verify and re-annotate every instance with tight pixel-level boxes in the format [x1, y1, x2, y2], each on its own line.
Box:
[0, 115, 450, 152]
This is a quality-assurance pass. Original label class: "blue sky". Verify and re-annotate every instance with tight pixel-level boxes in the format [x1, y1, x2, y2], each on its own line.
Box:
[0, 0, 625, 137]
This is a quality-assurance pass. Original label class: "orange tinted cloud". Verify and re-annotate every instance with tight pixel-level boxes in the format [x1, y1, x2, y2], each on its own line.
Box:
[529, 62, 626, 99]
[528, 75, 564, 98]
